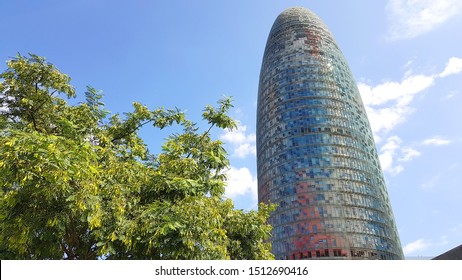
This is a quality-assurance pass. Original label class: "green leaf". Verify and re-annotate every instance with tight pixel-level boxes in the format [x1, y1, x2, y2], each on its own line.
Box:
[0, 53, 274, 260]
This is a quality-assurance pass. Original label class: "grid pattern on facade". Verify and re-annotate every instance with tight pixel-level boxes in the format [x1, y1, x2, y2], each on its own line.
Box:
[256, 7, 404, 260]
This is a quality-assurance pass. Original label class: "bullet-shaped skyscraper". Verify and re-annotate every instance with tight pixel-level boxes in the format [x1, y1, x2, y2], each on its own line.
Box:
[257, 7, 404, 260]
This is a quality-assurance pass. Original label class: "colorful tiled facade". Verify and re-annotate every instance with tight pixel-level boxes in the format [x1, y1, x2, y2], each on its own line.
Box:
[256, 7, 404, 260]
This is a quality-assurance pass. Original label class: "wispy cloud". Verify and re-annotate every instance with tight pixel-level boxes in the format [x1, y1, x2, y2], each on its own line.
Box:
[358, 74, 434, 136]
[403, 235, 450, 255]
[359, 56, 462, 138]
[358, 57, 461, 174]
[420, 174, 441, 190]
[442, 90, 459, 100]
[378, 137, 422, 176]
[386, 0, 462, 41]
[422, 136, 452, 146]
[220, 123, 256, 158]
[379, 136, 408, 175]
[220, 122, 258, 206]
[359, 75, 434, 107]
[224, 166, 257, 201]
[399, 147, 421, 162]
[403, 238, 432, 255]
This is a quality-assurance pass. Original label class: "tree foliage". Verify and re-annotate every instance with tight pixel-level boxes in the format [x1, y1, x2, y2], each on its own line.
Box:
[0, 54, 274, 259]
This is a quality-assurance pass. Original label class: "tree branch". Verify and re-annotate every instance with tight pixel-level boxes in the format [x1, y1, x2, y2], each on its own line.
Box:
[29, 110, 40, 132]
[111, 119, 153, 143]
[185, 123, 215, 158]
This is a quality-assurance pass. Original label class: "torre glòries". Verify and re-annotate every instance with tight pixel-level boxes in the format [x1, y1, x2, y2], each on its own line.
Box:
[257, 7, 403, 260]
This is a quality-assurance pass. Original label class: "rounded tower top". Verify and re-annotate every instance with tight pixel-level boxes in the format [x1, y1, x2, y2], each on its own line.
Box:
[272, 7, 325, 27]
[278, 6, 316, 18]
[267, 6, 337, 51]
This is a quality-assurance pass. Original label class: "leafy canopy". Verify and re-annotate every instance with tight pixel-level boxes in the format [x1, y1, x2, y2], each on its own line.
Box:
[0, 54, 274, 259]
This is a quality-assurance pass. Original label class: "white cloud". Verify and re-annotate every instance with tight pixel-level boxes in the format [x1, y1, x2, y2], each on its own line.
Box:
[363, 103, 413, 135]
[379, 136, 404, 175]
[224, 166, 257, 201]
[399, 147, 421, 162]
[439, 57, 462, 77]
[359, 57, 462, 137]
[378, 136, 422, 175]
[386, 0, 462, 41]
[220, 123, 256, 158]
[422, 136, 452, 146]
[358, 74, 434, 135]
[358, 57, 462, 175]
[234, 143, 255, 158]
[403, 238, 432, 255]
[380, 135, 401, 152]
[359, 75, 435, 107]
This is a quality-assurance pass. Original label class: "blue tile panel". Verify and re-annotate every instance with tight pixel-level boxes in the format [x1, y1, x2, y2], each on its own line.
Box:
[256, 7, 404, 260]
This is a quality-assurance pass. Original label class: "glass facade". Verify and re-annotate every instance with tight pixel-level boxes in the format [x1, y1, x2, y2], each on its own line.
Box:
[257, 7, 404, 260]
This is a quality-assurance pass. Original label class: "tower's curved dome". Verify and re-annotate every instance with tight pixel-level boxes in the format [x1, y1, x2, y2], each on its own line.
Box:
[257, 7, 403, 260]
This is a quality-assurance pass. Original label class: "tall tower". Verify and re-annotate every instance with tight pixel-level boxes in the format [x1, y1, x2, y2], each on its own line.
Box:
[257, 7, 403, 260]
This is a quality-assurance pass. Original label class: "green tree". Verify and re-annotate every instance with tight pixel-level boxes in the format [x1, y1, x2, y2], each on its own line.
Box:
[0, 54, 274, 260]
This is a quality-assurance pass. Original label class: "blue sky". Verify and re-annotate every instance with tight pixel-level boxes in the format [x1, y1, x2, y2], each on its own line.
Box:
[1, 0, 461, 258]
